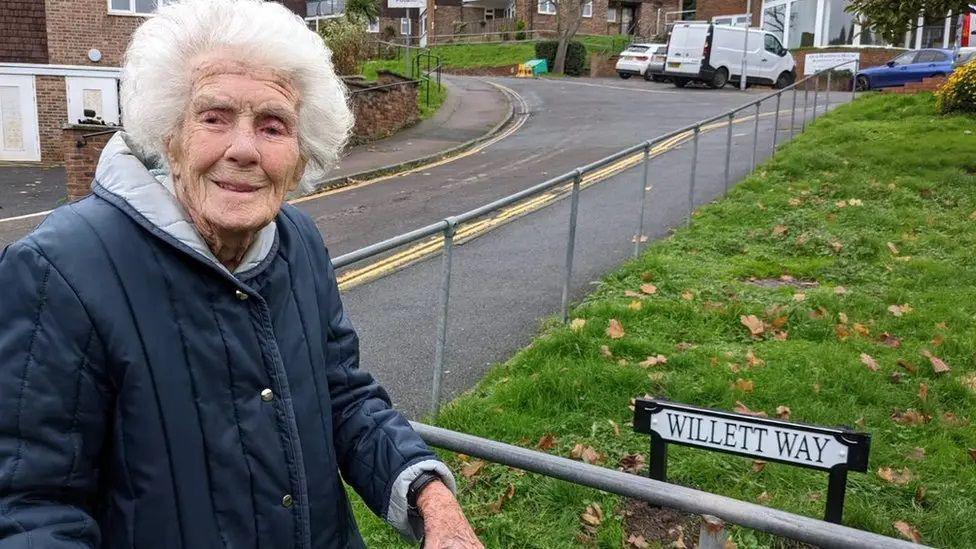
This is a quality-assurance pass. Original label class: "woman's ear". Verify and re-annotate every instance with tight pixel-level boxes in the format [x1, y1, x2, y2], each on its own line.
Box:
[288, 157, 309, 192]
[163, 134, 181, 178]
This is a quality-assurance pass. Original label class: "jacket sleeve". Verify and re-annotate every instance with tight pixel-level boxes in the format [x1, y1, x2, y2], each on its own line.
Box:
[312, 238, 456, 541]
[0, 242, 112, 548]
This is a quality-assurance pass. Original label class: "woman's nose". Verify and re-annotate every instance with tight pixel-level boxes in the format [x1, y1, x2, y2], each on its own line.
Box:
[224, 123, 260, 167]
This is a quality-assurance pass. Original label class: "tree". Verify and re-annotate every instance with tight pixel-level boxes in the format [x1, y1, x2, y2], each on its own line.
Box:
[551, 0, 586, 74]
[845, 0, 971, 44]
[346, 0, 379, 24]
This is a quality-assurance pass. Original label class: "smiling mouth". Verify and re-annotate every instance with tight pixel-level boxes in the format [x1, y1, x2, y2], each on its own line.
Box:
[214, 180, 261, 193]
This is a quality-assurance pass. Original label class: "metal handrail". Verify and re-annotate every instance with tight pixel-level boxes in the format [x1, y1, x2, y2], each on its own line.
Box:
[411, 422, 926, 549]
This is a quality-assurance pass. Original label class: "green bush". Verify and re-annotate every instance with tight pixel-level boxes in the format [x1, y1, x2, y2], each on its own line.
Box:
[515, 19, 527, 41]
[319, 18, 370, 75]
[534, 40, 587, 76]
[935, 60, 976, 115]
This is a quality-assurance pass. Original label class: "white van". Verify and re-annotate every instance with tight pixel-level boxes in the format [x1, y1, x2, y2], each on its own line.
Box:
[663, 22, 796, 89]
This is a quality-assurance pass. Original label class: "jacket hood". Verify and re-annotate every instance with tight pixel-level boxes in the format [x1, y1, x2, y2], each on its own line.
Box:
[94, 132, 276, 275]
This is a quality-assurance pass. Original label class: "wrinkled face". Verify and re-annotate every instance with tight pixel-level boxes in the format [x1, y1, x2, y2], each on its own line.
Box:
[166, 57, 305, 237]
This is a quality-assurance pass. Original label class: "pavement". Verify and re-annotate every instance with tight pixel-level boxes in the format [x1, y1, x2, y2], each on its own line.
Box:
[0, 165, 68, 220]
[0, 75, 847, 419]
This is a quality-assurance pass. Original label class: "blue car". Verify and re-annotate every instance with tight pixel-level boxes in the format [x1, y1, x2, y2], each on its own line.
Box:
[854, 49, 955, 91]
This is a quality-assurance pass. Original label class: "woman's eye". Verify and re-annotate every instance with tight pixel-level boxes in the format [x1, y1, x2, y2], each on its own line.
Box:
[262, 123, 286, 136]
[202, 112, 223, 124]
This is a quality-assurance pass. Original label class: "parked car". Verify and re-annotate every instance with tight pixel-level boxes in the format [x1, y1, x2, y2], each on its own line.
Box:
[663, 23, 796, 89]
[955, 47, 976, 68]
[615, 43, 667, 80]
[854, 49, 955, 91]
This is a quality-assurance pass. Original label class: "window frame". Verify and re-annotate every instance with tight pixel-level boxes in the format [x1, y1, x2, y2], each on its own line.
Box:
[107, 0, 167, 16]
[400, 17, 411, 35]
[367, 19, 380, 33]
[537, 0, 556, 16]
[582, 0, 593, 18]
[607, 5, 617, 22]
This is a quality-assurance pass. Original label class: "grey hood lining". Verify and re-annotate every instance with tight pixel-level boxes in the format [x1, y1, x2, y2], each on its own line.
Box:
[94, 132, 276, 275]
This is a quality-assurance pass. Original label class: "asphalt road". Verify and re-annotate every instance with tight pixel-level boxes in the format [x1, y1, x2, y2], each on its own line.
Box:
[0, 76, 847, 418]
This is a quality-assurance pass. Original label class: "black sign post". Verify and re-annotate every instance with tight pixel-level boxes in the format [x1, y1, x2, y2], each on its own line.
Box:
[633, 398, 870, 524]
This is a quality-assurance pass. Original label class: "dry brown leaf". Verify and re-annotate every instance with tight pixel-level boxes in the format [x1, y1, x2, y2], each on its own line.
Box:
[809, 306, 828, 320]
[624, 290, 644, 299]
[537, 434, 557, 451]
[834, 286, 848, 295]
[757, 491, 772, 504]
[941, 412, 968, 427]
[600, 345, 613, 359]
[580, 502, 604, 527]
[729, 363, 741, 373]
[968, 448, 976, 463]
[570, 318, 586, 332]
[806, 491, 822, 502]
[921, 350, 950, 374]
[835, 324, 851, 340]
[488, 484, 516, 513]
[860, 353, 880, 372]
[752, 460, 767, 473]
[681, 290, 695, 301]
[770, 316, 789, 330]
[898, 359, 918, 374]
[931, 334, 944, 346]
[776, 405, 792, 420]
[877, 466, 914, 486]
[887, 304, 913, 317]
[906, 447, 926, 461]
[733, 378, 755, 392]
[918, 383, 929, 402]
[640, 283, 658, 295]
[793, 292, 806, 302]
[570, 444, 604, 465]
[607, 319, 625, 339]
[887, 242, 900, 255]
[619, 453, 646, 474]
[608, 419, 620, 436]
[788, 197, 802, 206]
[914, 486, 927, 505]
[893, 521, 922, 543]
[962, 373, 976, 394]
[853, 323, 871, 337]
[461, 459, 486, 479]
[835, 200, 847, 208]
[627, 534, 650, 549]
[740, 315, 766, 337]
[892, 409, 931, 426]
[734, 401, 768, 418]
[830, 240, 844, 253]
[746, 349, 765, 368]
[629, 300, 643, 311]
[838, 312, 849, 324]
[639, 354, 668, 367]
[879, 332, 902, 348]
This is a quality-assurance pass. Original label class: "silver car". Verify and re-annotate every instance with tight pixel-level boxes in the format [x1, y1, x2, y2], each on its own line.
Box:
[955, 47, 976, 69]
[615, 43, 668, 81]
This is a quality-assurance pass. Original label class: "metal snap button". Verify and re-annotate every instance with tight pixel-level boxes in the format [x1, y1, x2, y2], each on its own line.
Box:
[260, 388, 274, 402]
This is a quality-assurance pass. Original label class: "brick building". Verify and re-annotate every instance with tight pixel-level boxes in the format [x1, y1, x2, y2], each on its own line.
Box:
[0, 0, 306, 164]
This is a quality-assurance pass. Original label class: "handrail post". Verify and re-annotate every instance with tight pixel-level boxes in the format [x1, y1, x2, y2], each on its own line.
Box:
[687, 125, 700, 225]
[851, 59, 859, 101]
[790, 86, 798, 138]
[560, 170, 583, 322]
[812, 74, 820, 120]
[772, 92, 781, 149]
[826, 70, 832, 110]
[751, 101, 760, 172]
[430, 218, 458, 419]
[633, 142, 651, 258]
[723, 112, 734, 193]
[802, 80, 809, 132]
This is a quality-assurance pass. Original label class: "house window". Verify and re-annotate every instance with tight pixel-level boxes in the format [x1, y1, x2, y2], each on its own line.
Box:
[607, 6, 617, 22]
[582, 0, 593, 18]
[400, 17, 411, 35]
[367, 19, 380, 33]
[108, 0, 169, 15]
[819, 0, 855, 46]
[538, 0, 556, 15]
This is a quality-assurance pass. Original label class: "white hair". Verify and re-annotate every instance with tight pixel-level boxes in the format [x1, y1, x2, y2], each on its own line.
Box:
[121, 0, 352, 189]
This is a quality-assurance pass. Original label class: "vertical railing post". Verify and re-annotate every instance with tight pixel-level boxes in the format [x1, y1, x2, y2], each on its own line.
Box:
[723, 112, 734, 193]
[687, 125, 700, 225]
[772, 91, 782, 149]
[826, 70, 832, 110]
[560, 170, 583, 323]
[790, 86, 798, 138]
[751, 101, 760, 172]
[633, 142, 651, 258]
[802, 80, 809, 132]
[812, 74, 820, 120]
[851, 59, 859, 102]
[430, 217, 458, 419]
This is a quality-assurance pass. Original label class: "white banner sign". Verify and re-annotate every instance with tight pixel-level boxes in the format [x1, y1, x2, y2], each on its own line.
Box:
[388, 0, 425, 8]
[804, 52, 860, 75]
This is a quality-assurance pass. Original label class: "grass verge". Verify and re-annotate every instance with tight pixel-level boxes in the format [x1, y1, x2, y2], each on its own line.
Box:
[353, 93, 976, 547]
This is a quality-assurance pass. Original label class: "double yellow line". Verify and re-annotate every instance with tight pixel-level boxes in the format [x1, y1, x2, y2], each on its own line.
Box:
[336, 110, 774, 290]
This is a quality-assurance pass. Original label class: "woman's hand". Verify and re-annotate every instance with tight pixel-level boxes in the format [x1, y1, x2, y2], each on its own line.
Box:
[416, 481, 483, 549]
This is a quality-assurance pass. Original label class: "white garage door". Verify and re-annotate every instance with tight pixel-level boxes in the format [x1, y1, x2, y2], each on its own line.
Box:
[0, 75, 41, 162]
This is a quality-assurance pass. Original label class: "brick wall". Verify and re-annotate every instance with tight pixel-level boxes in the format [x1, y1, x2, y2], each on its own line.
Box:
[694, 0, 758, 25]
[62, 125, 120, 201]
[0, 1, 48, 63]
[273, 0, 307, 16]
[345, 71, 420, 144]
[45, 0, 146, 67]
[36, 76, 68, 164]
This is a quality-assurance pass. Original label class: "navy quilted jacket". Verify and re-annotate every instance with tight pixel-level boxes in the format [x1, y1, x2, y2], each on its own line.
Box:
[0, 135, 452, 548]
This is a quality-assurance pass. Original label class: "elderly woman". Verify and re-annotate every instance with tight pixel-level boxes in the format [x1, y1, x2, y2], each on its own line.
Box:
[0, 1, 481, 547]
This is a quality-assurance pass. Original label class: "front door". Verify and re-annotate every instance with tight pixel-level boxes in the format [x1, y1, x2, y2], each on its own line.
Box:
[621, 6, 634, 35]
[65, 77, 120, 126]
[0, 74, 41, 162]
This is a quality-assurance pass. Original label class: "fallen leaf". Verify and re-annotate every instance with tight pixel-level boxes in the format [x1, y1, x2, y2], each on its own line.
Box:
[835, 200, 847, 208]
[830, 240, 844, 253]
[570, 444, 604, 465]
[600, 345, 613, 358]
[793, 292, 806, 302]
[860, 353, 880, 372]
[921, 350, 950, 374]
[624, 290, 644, 298]
[607, 319, 625, 339]
[752, 460, 767, 472]
[639, 354, 668, 367]
[776, 405, 791, 420]
[570, 318, 586, 332]
[608, 419, 620, 436]
[488, 483, 516, 513]
[834, 286, 848, 295]
[968, 449, 976, 463]
[806, 492, 822, 502]
[809, 306, 828, 320]
[941, 412, 968, 427]
[892, 409, 931, 426]
[537, 434, 557, 451]
[580, 502, 604, 527]
[887, 242, 900, 255]
[675, 341, 695, 351]
[935, 321, 948, 330]
[879, 332, 902, 348]
[893, 521, 922, 543]
[740, 315, 766, 337]
[898, 359, 918, 374]
[835, 324, 851, 340]
[918, 383, 928, 402]
[729, 363, 741, 373]
[770, 316, 789, 330]
[628, 300, 643, 311]
[855, 416, 866, 428]
[848, 198, 863, 206]
[853, 323, 871, 337]
[962, 373, 976, 394]
[914, 486, 927, 505]
[772, 225, 789, 236]
[757, 491, 772, 504]
[877, 466, 913, 486]
[640, 283, 657, 295]
[838, 312, 849, 324]
[733, 378, 755, 392]
[931, 334, 944, 347]
[890, 371, 906, 384]
[461, 460, 486, 479]
[734, 401, 768, 418]
[888, 304, 913, 317]
[618, 453, 646, 474]
[906, 447, 926, 461]
[627, 534, 650, 549]
[746, 350, 765, 368]
[681, 290, 695, 301]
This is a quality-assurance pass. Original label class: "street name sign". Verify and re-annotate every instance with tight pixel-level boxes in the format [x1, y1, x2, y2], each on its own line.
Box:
[633, 398, 870, 523]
